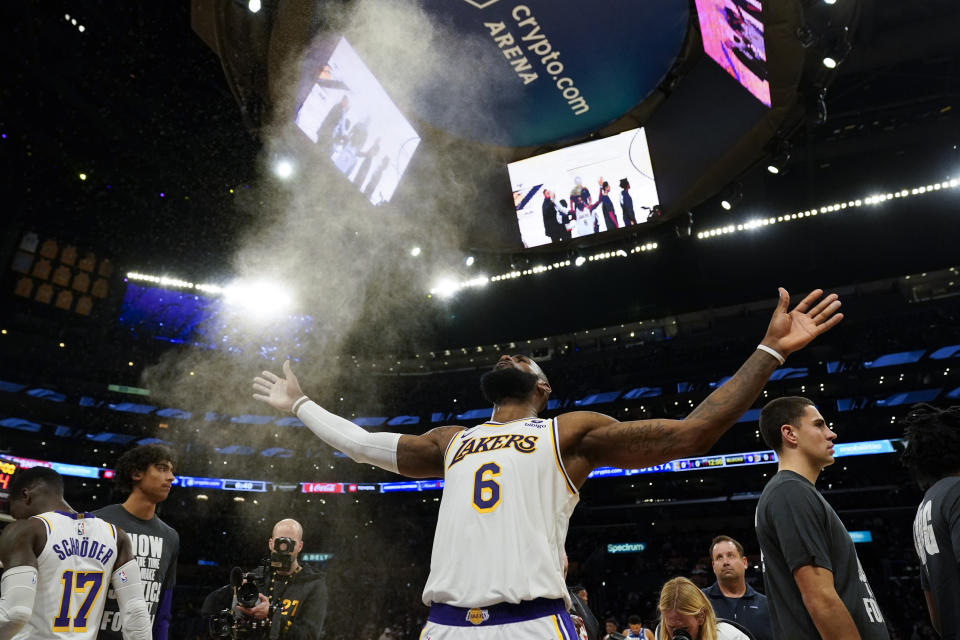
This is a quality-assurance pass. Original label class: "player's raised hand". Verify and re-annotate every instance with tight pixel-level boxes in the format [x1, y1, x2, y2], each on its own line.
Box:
[761, 288, 843, 358]
[252, 360, 304, 412]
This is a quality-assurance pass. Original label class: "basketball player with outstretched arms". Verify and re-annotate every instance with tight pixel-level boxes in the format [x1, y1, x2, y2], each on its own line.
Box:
[252, 287, 842, 639]
[0, 467, 151, 640]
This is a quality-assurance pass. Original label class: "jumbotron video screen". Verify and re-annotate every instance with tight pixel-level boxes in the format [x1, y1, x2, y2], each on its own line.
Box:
[508, 128, 659, 248]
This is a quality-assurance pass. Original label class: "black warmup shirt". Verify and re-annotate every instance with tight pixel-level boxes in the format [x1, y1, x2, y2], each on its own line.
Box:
[913, 476, 960, 639]
[756, 470, 889, 640]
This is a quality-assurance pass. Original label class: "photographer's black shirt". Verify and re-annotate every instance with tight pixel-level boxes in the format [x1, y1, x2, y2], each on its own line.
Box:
[913, 476, 960, 639]
[203, 564, 327, 639]
[756, 471, 889, 640]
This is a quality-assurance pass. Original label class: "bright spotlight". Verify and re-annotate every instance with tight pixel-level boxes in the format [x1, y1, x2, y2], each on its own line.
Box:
[823, 0, 837, 3]
[223, 280, 293, 318]
[410, 247, 422, 257]
[822, 56, 837, 69]
[767, 165, 779, 174]
[273, 159, 294, 179]
[248, 0, 262, 12]
[721, 200, 732, 210]
[431, 278, 460, 299]
[574, 256, 586, 267]
[464, 256, 475, 267]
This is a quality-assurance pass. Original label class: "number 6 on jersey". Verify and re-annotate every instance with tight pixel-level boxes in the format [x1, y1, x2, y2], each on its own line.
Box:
[472, 463, 502, 512]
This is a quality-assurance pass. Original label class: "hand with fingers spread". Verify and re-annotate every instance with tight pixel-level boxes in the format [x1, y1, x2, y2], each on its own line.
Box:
[252, 360, 304, 413]
[761, 287, 844, 359]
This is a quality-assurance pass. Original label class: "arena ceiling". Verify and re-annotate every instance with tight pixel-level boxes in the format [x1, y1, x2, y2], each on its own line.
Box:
[1, 0, 958, 347]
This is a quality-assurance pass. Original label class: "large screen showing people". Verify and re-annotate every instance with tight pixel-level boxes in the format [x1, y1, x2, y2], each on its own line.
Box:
[295, 36, 421, 205]
[695, 0, 770, 107]
[508, 128, 659, 248]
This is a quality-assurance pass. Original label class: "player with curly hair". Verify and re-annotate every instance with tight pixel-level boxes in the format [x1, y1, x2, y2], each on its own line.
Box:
[93, 444, 180, 640]
[902, 404, 960, 639]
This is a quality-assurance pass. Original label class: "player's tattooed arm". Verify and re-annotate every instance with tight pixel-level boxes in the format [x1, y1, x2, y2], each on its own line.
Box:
[397, 426, 465, 478]
[564, 288, 843, 483]
[585, 350, 777, 465]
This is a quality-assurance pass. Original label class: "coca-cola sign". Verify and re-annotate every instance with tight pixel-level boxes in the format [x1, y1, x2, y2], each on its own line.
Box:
[301, 482, 344, 494]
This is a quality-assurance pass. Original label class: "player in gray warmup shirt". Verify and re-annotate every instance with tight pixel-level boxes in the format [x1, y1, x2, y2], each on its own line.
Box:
[901, 404, 960, 639]
[755, 396, 889, 640]
[94, 444, 179, 640]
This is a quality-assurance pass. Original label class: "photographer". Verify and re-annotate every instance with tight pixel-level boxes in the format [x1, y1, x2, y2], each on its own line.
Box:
[203, 518, 327, 639]
[656, 577, 752, 640]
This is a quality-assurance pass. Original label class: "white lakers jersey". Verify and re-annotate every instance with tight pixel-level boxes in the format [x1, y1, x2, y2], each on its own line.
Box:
[14, 511, 119, 640]
[573, 208, 595, 237]
[422, 417, 579, 608]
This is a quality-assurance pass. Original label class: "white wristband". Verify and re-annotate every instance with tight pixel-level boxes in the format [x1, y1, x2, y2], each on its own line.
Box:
[296, 400, 401, 473]
[756, 344, 785, 365]
[291, 395, 310, 415]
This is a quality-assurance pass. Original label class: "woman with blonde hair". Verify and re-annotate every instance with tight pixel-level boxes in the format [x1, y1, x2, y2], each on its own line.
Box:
[657, 577, 753, 640]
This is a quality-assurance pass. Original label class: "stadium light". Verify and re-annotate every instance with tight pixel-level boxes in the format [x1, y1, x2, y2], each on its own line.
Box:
[465, 256, 475, 267]
[431, 278, 460, 299]
[721, 200, 732, 210]
[575, 256, 586, 267]
[697, 177, 957, 241]
[223, 279, 293, 318]
[248, 0, 262, 12]
[273, 159, 294, 179]
[410, 247, 421, 257]
[767, 150, 790, 175]
[822, 26, 852, 70]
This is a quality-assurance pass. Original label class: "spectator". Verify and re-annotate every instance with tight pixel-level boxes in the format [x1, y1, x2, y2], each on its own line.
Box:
[566, 554, 599, 640]
[624, 614, 655, 640]
[604, 618, 621, 639]
[703, 535, 772, 640]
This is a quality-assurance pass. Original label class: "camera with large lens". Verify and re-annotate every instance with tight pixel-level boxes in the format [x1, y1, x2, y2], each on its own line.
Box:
[208, 611, 235, 639]
[672, 629, 693, 640]
[207, 565, 274, 639]
[270, 536, 296, 572]
[236, 571, 262, 609]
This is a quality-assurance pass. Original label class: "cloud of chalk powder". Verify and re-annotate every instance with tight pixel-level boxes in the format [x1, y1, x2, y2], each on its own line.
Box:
[141, 0, 510, 439]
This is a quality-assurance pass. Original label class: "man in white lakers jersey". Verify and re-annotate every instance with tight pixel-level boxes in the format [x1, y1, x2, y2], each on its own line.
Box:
[253, 287, 842, 638]
[0, 467, 152, 640]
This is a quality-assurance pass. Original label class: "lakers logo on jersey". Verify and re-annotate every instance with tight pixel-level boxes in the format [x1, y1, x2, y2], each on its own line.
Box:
[448, 433, 538, 468]
[465, 608, 489, 625]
